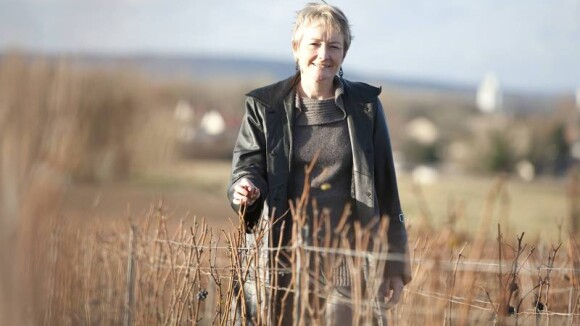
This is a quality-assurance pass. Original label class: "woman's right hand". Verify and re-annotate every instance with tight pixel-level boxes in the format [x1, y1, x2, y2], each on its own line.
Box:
[232, 178, 261, 206]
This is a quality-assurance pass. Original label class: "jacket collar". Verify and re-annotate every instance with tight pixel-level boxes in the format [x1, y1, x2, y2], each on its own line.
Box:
[246, 72, 300, 109]
[246, 72, 381, 109]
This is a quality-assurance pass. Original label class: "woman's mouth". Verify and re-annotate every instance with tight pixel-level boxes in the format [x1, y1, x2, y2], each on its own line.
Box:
[313, 63, 331, 68]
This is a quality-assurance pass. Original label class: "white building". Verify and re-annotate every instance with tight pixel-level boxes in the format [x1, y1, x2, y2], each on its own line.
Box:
[406, 117, 439, 145]
[200, 110, 225, 136]
[477, 72, 503, 114]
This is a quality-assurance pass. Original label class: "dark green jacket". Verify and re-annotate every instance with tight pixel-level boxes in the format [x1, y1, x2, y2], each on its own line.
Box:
[228, 73, 411, 284]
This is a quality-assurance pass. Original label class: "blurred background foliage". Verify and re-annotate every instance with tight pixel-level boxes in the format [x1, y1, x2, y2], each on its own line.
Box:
[0, 52, 577, 188]
[1, 52, 577, 253]
[1, 49, 578, 326]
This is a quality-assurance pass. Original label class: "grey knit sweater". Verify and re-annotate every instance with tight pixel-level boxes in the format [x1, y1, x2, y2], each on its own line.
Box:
[290, 93, 354, 286]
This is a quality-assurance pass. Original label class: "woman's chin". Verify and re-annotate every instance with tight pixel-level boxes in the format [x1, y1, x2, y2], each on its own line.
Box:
[316, 75, 336, 83]
[303, 72, 335, 83]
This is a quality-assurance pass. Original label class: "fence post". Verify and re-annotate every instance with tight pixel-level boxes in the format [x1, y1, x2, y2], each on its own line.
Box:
[124, 224, 137, 326]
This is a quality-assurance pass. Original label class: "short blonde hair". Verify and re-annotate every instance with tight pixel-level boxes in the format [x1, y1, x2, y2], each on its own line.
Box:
[292, 3, 352, 58]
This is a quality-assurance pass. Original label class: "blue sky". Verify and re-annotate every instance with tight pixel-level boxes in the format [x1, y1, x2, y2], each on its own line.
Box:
[1, 0, 579, 93]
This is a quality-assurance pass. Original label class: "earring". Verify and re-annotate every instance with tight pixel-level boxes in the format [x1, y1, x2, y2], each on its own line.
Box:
[296, 62, 300, 71]
[339, 66, 344, 78]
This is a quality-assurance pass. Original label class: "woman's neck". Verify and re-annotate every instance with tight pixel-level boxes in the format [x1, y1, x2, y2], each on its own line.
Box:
[299, 78, 334, 100]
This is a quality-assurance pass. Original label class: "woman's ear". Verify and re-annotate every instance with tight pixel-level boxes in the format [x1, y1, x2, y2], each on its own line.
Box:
[291, 42, 299, 58]
[292, 48, 299, 68]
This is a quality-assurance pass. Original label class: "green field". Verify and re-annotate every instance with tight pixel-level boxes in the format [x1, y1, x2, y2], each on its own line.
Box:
[398, 173, 570, 242]
[129, 160, 573, 242]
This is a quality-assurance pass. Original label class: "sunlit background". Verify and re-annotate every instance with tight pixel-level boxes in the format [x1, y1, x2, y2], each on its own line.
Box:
[1, 1, 579, 324]
[0, 0, 580, 92]
[2, 0, 580, 92]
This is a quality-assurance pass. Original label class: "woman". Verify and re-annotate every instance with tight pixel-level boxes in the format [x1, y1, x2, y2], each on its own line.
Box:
[228, 3, 411, 324]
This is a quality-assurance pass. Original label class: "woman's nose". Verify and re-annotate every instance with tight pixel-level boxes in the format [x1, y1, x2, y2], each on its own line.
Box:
[317, 45, 330, 59]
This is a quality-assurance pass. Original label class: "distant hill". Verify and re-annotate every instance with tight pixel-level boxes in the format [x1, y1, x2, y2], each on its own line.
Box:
[61, 53, 297, 82]
[121, 55, 297, 81]
[0, 51, 561, 113]
[2, 51, 473, 90]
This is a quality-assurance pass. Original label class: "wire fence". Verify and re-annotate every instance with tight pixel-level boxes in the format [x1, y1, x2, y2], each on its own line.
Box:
[115, 223, 580, 325]
[152, 238, 580, 275]
[18, 209, 580, 325]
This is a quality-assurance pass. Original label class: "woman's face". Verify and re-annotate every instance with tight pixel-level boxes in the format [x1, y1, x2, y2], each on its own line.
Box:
[294, 23, 345, 84]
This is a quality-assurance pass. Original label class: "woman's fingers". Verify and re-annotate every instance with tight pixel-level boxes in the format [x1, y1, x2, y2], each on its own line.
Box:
[381, 276, 404, 310]
[234, 184, 250, 197]
[232, 178, 260, 205]
[232, 185, 248, 205]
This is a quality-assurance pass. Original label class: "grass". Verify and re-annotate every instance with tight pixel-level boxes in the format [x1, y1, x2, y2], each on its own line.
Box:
[398, 173, 569, 241]
[130, 160, 232, 196]
[3, 154, 579, 325]
[6, 171, 579, 325]
[131, 159, 570, 241]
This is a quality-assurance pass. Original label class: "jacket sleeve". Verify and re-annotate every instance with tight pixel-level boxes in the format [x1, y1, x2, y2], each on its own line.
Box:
[374, 99, 412, 285]
[227, 96, 269, 231]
